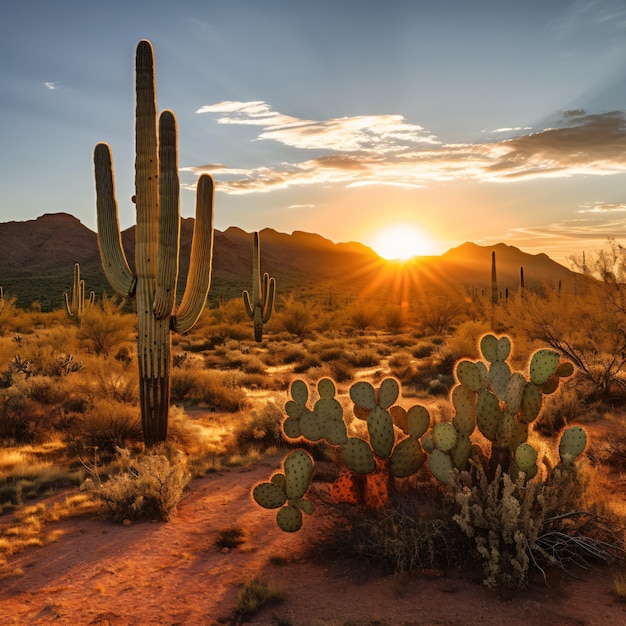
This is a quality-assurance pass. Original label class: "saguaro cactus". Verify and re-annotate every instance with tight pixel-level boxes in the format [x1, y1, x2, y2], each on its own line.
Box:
[94, 40, 214, 446]
[64, 262, 94, 321]
[243, 231, 275, 342]
[491, 251, 498, 305]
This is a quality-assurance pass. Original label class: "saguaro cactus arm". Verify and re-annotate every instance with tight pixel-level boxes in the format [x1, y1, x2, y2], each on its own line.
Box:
[172, 174, 215, 334]
[154, 110, 181, 320]
[94, 144, 136, 297]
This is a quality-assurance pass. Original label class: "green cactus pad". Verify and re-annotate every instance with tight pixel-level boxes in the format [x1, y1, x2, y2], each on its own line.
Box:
[428, 448, 454, 483]
[299, 412, 324, 441]
[452, 385, 477, 436]
[317, 377, 336, 400]
[456, 360, 484, 392]
[452, 384, 477, 418]
[529, 349, 560, 385]
[350, 381, 377, 410]
[555, 362, 574, 378]
[325, 419, 348, 446]
[271, 473, 287, 491]
[510, 421, 529, 450]
[378, 378, 400, 409]
[284, 400, 307, 420]
[284, 449, 313, 499]
[476, 389, 503, 441]
[515, 442, 538, 472]
[559, 426, 587, 461]
[342, 437, 376, 474]
[476, 361, 489, 387]
[480, 334, 499, 363]
[489, 360, 511, 401]
[450, 433, 472, 470]
[253, 482, 287, 509]
[290, 496, 315, 515]
[276, 505, 303, 532]
[433, 422, 458, 452]
[314, 397, 343, 422]
[421, 432, 435, 453]
[390, 437, 425, 478]
[496, 336, 511, 361]
[367, 406, 396, 458]
[520, 382, 542, 423]
[505, 373, 527, 415]
[406, 404, 430, 438]
[282, 417, 302, 439]
[290, 379, 309, 405]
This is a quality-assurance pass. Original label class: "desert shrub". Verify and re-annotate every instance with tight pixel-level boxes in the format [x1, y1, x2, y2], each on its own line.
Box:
[292, 354, 322, 374]
[411, 342, 435, 359]
[441, 319, 491, 362]
[325, 486, 465, 572]
[383, 305, 407, 333]
[77, 357, 138, 404]
[348, 302, 380, 331]
[215, 525, 250, 549]
[234, 402, 285, 451]
[77, 298, 134, 357]
[170, 368, 247, 411]
[84, 447, 189, 522]
[346, 348, 381, 368]
[328, 358, 354, 383]
[72, 399, 143, 453]
[234, 576, 284, 621]
[273, 295, 318, 337]
[533, 383, 587, 435]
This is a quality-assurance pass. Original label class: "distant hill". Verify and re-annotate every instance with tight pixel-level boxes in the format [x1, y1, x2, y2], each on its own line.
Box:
[0, 213, 578, 309]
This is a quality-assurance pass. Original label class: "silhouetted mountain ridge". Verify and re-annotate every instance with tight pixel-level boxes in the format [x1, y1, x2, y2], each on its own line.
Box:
[0, 213, 577, 309]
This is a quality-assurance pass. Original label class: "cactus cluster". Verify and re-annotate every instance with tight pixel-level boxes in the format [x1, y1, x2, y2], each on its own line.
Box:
[243, 232, 275, 342]
[64, 262, 95, 322]
[426, 334, 582, 484]
[252, 333, 589, 533]
[94, 40, 214, 446]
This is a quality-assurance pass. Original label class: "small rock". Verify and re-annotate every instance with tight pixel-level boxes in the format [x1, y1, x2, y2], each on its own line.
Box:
[220, 547, 230, 554]
[122, 519, 132, 527]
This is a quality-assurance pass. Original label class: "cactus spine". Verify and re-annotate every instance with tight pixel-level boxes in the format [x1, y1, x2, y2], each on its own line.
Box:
[94, 40, 214, 446]
[64, 263, 94, 322]
[243, 231, 275, 342]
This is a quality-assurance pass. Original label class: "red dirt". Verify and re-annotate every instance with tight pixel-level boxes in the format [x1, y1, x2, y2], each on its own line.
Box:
[0, 454, 625, 626]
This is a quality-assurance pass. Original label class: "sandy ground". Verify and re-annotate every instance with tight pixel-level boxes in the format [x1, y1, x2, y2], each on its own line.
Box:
[0, 453, 625, 626]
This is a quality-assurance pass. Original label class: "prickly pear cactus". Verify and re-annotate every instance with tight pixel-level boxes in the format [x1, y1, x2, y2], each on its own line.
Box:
[252, 449, 315, 532]
[426, 333, 577, 484]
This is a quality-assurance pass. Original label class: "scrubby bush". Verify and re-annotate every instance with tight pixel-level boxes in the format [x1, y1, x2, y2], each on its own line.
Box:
[84, 447, 189, 522]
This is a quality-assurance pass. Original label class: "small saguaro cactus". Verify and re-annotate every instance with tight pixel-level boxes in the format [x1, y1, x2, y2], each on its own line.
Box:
[64, 263, 95, 322]
[243, 231, 275, 342]
[94, 40, 215, 447]
[491, 251, 498, 305]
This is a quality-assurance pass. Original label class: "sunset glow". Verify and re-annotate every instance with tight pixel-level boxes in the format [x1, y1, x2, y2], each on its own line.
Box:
[370, 224, 438, 260]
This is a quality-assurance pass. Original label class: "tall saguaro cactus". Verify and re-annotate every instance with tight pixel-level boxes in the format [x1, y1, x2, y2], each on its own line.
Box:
[94, 40, 214, 446]
[243, 231, 276, 342]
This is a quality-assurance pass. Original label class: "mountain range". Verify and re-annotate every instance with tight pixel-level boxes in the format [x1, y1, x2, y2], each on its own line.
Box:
[0, 213, 578, 309]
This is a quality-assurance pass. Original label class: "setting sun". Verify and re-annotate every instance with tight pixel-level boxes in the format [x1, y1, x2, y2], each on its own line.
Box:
[370, 223, 438, 260]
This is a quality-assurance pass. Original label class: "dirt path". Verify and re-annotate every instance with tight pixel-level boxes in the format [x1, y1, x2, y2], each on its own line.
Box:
[0, 455, 625, 625]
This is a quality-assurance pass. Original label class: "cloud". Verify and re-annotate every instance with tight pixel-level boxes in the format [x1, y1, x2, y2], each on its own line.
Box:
[43, 82, 58, 90]
[578, 201, 626, 213]
[192, 104, 626, 194]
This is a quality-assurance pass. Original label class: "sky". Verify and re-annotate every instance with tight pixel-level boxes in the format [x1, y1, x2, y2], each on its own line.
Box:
[3, 0, 626, 264]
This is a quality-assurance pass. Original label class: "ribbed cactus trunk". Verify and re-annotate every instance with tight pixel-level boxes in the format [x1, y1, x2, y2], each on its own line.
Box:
[94, 40, 214, 447]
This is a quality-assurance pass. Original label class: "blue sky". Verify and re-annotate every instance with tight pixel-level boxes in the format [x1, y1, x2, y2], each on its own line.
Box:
[3, 0, 626, 263]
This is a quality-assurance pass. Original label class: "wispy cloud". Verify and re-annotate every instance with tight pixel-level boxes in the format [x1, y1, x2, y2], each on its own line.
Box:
[43, 82, 58, 90]
[189, 103, 626, 194]
[578, 201, 626, 213]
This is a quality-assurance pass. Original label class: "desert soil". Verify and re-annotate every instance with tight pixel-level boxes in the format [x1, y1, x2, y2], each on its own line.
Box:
[0, 453, 625, 626]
